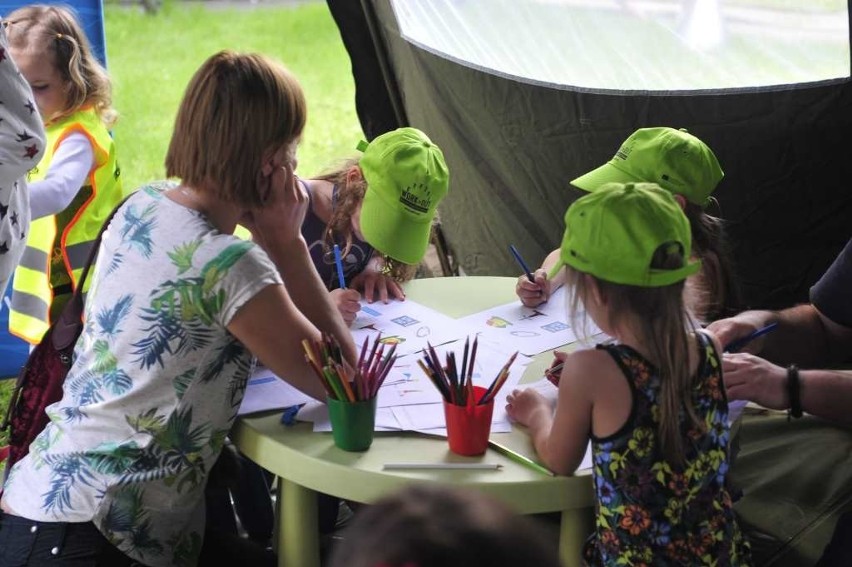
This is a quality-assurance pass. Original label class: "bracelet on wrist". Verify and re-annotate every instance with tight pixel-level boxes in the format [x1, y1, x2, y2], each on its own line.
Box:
[787, 364, 803, 420]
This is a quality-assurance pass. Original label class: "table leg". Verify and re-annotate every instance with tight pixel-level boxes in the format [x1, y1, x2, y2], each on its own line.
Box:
[559, 506, 594, 567]
[275, 476, 320, 567]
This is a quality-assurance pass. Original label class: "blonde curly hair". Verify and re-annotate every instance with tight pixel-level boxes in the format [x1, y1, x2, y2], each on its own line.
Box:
[5, 4, 116, 127]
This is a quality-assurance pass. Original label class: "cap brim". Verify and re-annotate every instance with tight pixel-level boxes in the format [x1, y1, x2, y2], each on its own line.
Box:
[360, 192, 430, 265]
[570, 161, 644, 193]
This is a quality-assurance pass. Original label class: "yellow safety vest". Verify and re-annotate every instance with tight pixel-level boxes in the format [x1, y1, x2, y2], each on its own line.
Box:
[9, 107, 123, 344]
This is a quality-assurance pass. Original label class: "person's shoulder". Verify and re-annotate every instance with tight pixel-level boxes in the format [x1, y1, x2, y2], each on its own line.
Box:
[562, 346, 618, 379]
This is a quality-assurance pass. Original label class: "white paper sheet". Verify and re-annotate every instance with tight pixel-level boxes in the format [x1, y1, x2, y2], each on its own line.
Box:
[238, 368, 314, 416]
[455, 287, 595, 357]
[350, 297, 475, 356]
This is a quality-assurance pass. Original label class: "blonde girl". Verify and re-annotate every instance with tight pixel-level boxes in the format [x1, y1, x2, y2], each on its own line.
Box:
[299, 127, 449, 325]
[507, 182, 751, 566]
[5, 4, 122, 344]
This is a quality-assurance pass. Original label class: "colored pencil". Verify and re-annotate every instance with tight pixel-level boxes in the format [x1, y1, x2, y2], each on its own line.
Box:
[509, 244, 535, 282]
[488, 440, 554, 476]
[302, 333, 398, 403]
[417, 337, 516, 408]
[723, 322, 780, 353]
[383, 463, 502, 471]
[333, 244, 346, 289]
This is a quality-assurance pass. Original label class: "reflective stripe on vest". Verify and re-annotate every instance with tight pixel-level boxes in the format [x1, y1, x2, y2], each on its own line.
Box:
[9, 107, 123, 344]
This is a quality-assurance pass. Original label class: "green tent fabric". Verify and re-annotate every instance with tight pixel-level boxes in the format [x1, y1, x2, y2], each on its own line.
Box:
[731, 412, 852, 566]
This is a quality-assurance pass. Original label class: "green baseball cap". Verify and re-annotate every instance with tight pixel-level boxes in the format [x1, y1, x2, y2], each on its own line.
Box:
[358, 127, 449, 264]
[555, 182, 701, 287]
[571, 127, 723, 206]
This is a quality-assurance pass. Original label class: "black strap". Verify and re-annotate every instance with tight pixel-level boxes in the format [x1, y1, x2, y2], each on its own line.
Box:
[51, 195, 131, 351]
[787, 364, 803, 419]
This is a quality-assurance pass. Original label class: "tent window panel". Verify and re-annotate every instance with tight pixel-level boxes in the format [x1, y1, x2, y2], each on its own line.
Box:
[391, 0, 850, 91]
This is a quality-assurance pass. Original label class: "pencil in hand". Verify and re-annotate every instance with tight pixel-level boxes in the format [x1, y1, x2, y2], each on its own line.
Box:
[509, 244, 535, 282]
[544, 361, 564, 386]
[333, 244, 346, 289]
[723, 322, 779, 353]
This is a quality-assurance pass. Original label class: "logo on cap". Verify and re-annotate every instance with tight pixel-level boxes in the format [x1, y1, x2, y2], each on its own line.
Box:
[400, 183, 432, 214]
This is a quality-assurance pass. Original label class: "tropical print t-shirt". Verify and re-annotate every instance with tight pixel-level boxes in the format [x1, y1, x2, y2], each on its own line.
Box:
[583, 331, 752, 566]
[3, 183, 281, 567]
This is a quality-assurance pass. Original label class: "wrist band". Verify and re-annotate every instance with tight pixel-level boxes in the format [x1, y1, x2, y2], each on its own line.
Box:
[787, 364, 803, 420]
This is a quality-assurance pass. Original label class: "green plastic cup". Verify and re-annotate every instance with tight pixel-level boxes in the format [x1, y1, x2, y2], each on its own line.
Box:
[327, 396, 377, 452]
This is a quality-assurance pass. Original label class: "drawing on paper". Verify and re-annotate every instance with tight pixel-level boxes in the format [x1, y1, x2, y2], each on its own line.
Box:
[486, 316, 511, 328]
[391, 315, 419, 327]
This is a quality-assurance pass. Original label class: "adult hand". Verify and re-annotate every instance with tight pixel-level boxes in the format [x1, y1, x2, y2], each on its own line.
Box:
[350, 267, 404, 304]
[516, 268, 551, 308]
[505, 387, 551, 427]
[330, 288, 361, 326]
[707, 311, 770, 354]
[242, 165, 307, 252]
[722, 352, 788, 410]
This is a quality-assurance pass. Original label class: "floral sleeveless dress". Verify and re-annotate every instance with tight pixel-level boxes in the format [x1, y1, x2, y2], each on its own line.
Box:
[582, 331, 752, 566]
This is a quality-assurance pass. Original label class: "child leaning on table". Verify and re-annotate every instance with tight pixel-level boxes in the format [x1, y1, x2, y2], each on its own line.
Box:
[327, 484, 562, 567]
[5, 4, 123, 345]
[300, 126, 449, 325]
[506, 182, 753, 566]
[515, 127, 740, 324]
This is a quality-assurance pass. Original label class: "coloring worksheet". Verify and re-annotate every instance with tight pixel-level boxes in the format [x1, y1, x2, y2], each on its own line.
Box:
[455, 286, 588, 356]
[350, 297, 475, 356]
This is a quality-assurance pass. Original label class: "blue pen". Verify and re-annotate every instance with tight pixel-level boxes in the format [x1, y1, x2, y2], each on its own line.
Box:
[509, 244, 535, 282]
[280, 404, 304, 426]
[333, 244, 346, 289]
[724, 322, 779, 353]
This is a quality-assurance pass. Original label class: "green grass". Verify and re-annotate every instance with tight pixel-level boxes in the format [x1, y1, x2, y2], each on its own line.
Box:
[107, 1, 363, 190]
[0, 1, 362, 450]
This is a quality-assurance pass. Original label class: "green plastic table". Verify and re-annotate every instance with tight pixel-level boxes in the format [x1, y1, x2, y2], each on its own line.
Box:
[231, 276, 594, 567]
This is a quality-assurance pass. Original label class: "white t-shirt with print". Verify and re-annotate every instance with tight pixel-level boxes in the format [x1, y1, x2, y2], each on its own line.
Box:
[3, 183, 281, 567]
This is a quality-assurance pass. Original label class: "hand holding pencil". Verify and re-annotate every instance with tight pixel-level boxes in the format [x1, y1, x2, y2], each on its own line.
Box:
[544, 350, 569, 386]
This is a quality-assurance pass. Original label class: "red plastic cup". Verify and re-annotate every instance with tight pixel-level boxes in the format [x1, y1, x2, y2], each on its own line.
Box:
[443, 385, 494, 456]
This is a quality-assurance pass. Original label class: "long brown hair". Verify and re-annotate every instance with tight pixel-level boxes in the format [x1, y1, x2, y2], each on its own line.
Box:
[566, 244, 704, 466]
[683, 199, 741, 322]
[5, 5, 116, 127]
[315, 159, 418, 283]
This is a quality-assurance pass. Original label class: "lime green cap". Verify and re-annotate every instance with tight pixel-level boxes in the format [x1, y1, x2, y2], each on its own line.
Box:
[556, 182, 701, 287]
[571, 127, 723, 206]
[358, 127, 449, 264]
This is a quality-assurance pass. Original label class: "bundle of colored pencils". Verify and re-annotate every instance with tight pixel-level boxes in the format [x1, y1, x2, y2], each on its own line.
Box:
[302, 333, 397, 402]
[417, 337, 518, 407]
